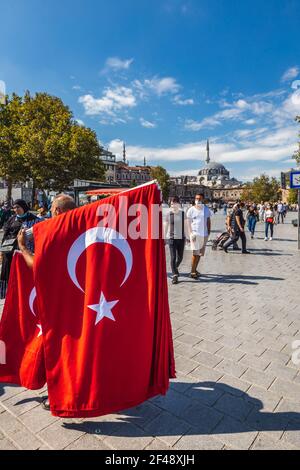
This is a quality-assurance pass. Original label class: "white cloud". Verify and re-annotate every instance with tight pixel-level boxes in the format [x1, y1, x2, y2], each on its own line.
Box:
[233, 128, 268, 139]
[108, 124, 298, 165]
[134, 76, 180, 96]
[245, 119, 256, 125]
[185, 96, 275, 131]
[173, 95, 194, 106]
[281, 66, 299, 82]
[72, 85, 82, 91]
[79, 86, 136, 117]
[105, 57, 134, 71]
[184, 117, 221, 131]
[75, 119, 85, 126]
[140, 118, 156, 128]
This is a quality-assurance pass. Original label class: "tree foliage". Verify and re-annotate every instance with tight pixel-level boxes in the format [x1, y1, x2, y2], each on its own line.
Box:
[241, 174, 281, 203]
[0, 91, 105, 196]
[288, 188, 298, 205]
[150, 165, 170, 201]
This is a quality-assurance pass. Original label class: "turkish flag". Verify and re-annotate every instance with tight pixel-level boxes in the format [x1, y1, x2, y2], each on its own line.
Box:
[33, 181, 175, 417]
[0, 251, 46, 389]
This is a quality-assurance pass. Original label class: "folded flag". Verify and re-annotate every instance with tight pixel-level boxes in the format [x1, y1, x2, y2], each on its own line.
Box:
[0, 251, 46, 389]
[33, 181, 175, 417]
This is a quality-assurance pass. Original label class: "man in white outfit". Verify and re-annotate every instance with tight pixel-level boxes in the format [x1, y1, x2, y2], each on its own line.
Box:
[187, 192, 211, 279]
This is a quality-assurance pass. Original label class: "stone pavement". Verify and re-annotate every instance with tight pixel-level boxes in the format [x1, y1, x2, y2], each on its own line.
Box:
[1, 212, 300, 450]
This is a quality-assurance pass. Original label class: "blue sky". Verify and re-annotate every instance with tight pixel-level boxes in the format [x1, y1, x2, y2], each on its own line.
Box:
[1, 0, 300, 181]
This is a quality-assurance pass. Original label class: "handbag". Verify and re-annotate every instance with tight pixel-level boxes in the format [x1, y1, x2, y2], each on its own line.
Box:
[266, 217, 274, 224]
[0, 237, 17, 253]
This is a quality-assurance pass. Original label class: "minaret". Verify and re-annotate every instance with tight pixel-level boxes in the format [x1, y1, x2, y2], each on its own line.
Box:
[206, 139, 210, 164]
[123, 142, 126, 164]
[143, 156, 146, 167]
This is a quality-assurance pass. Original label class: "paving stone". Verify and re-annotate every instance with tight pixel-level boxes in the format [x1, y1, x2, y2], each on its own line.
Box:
[265, 362, 298, 382]
[184, 381, 224, 407]
[215, 346, 245, 363]
[20, 404, 59, 433]
[251, 432, 297, 450]
[2, 390, 41, 416]
[0, 438, 18, 450]
[144, 411, 191, 447]
[189, 364, 223, 382]
[38, 421, 86, 450]
[193, 350, 223, 369]
[181, 401, 223, 433]
[270, 378, 300, 402]
[239, 353, 271, 372]
[240, 368, 276, 390]
[145, 438, 171, 450]
[216, 375, 252, 397]
[215, 359, 248, 379]
[214, 393, 254, 422]
[65, 434, 111, 450]
[151, 389, 190, 417]
[244, 385, 281, 413]
[174, 355, 199, 374]
[173, 432, 224, 450]
[212, 416, 258, 450]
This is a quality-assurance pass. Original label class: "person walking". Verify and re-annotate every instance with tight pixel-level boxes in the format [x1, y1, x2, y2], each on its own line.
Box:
[246, 204, 258, 238]
[264, 203, 276, 240]
[165, 196, 187, 284]
[223, 203, 250, 254]
[187, 192, 211, 279]
[258, 202, 265, 223]
[277, 201, 284, 224]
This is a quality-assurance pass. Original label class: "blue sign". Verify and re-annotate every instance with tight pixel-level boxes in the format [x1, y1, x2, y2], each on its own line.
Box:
[290, 171, 300, 189]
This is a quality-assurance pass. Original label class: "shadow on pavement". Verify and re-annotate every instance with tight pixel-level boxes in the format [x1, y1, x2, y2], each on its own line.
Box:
[60, 381, 300, 438]
[168, 273, 285, 285]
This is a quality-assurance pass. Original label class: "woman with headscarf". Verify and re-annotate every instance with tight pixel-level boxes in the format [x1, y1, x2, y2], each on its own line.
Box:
[0, 199, 39, 298]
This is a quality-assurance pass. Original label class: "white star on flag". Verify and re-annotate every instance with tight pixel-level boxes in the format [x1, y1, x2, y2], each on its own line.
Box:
[88, 292, 119, 325]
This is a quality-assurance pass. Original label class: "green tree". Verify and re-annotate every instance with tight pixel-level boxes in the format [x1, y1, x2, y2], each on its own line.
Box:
[288, 188, 298, 205]
[19, 92, 105, 194]
[1, 91, 105, 201]
[0, 94, 27, 201]
[241, 174, 281, 203]
[150, 165, 170, 201]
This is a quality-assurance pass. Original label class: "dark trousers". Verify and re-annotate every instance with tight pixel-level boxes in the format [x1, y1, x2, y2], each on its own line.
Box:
[223, 230, 247, 252]
[247, 216, 257, 235]
[265, 222, 274, 238]
[169, 239, 185, 275]
[278, 212, 284, 224]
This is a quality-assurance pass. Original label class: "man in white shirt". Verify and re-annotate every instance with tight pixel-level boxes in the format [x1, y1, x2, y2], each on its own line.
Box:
[187, 192, 211, 279]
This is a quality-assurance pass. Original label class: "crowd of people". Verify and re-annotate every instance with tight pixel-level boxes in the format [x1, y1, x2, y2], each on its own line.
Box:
[164, 196, 292, 285]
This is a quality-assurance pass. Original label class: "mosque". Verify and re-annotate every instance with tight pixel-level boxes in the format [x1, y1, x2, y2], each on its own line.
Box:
[197, 140, 241, 188]
[169, 140, 244, 203]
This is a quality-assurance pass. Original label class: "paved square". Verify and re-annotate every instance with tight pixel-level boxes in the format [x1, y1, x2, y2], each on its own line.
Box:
[1, 212, 300, 449]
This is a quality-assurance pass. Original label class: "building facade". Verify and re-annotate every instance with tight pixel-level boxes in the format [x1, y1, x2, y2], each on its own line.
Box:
[170, 140, 245, 203]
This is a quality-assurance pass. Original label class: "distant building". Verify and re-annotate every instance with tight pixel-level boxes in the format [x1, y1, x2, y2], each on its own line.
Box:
[170, 139, 245, 203]
[169, 176, 212, 203]
[198, 140, 242, 189]
[100, 148, 117, 184]
[115, 162, 152, 186]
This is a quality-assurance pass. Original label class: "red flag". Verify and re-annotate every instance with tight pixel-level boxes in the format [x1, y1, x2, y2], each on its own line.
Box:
[0, 252, 46, 389]
[33, 182, 175, 418]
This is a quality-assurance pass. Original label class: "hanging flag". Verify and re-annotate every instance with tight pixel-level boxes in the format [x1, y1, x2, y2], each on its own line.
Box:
[33, 181, 175, 418]
[0, 251, 46, 389]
